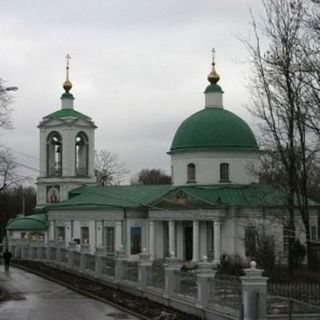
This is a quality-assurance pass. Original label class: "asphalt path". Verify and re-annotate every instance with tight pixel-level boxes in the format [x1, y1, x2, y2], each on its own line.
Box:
[0, 266, 139, 320]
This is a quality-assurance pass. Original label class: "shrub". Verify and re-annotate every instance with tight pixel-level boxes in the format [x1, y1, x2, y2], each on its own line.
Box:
[255, 233, 276, 272]
[217, 254, 246, 276]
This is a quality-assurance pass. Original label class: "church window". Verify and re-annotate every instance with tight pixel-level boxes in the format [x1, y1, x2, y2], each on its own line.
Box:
[283, 226, 295, 255]
[47, 132, 62, 176]
[187, 163, 196, 182]
[311, 226, 317, 241]
[81, 226, 89, 244]
[104, 227, 115, 254]
[244, 226, 256, 258]
[75, 132, 89, 176]
[220, 163, 230, 182]
[56, 226, 65, 241]
[130, 226, 142, 254]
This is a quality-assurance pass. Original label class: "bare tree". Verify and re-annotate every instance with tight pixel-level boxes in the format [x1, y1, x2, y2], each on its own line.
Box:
[95, 149, 128, 186]
[0, 149, 17, 192]
[131, 169, 171, 185]
[243, 0, 318, 273]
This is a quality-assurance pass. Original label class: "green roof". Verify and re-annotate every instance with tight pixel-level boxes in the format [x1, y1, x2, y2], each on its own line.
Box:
[6, 214, 48, 231]
[51, 184, 172, 209]
[47, 183, 318, 210]
[43, 108, 91, 121]
[204, 83, 223, 93]
[170, 108, 259, 153]
[61, 92, 74, 99]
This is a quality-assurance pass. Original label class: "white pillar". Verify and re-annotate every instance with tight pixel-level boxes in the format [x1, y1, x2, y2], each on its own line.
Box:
[192, 221, 200, 262]
[149, 221, 155, 259]
[214, 221, 221, 263]
[65, 221, 72, 246]
[115, 221, 122, 251]
[168, 221, 175, 256]
[49, 221, 55, 241]
[96, 221, 103, 247]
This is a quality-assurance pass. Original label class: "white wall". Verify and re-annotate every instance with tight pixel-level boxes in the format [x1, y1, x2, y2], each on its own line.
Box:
[171, 151, 260, 186]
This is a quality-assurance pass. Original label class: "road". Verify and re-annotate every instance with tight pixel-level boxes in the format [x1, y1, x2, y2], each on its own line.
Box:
[0, 267, 140, 320]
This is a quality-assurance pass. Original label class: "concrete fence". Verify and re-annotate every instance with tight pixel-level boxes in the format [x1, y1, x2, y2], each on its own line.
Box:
[9, 241, 271, 320]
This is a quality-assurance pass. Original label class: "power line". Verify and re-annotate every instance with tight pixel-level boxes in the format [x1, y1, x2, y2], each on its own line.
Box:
[0, 144, 39, 161]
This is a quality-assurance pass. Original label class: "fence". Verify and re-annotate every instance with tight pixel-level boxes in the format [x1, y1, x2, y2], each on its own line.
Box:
[9, 241, 320, 320]
[268, 283, 320, 315]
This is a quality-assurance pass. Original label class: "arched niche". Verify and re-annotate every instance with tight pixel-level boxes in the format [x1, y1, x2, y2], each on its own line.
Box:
[47, 131, 62, 176]
[75, 132, 89, 176]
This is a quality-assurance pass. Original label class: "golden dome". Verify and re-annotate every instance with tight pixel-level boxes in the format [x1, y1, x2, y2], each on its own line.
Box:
[207, 63, 220, 84]
[63, 79, 72, 92]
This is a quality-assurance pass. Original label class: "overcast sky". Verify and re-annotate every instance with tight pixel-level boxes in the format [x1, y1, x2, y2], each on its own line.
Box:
[0, 0, 262, 185]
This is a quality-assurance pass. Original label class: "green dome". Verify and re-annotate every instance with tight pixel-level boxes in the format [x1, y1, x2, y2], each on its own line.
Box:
[170, 108, 259, 153]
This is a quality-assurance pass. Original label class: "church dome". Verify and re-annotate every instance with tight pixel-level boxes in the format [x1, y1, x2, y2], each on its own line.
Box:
[170, 108, 259, 153]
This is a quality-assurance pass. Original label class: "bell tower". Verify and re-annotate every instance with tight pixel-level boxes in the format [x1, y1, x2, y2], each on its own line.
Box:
[36, 55, 97, 207]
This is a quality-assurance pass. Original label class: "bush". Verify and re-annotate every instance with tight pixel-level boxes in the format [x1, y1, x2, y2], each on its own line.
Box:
[217, 254, 246, 276]
[255, 233, 276, 272]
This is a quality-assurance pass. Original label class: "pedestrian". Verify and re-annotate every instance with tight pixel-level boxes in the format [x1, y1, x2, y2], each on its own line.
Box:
[2, 249, 12, 272]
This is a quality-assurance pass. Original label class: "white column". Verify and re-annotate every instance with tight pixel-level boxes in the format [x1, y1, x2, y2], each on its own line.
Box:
[49, 221, 55, 241]
[149, 220, 155, 259]
[115, 221, 122, 251]
[214, 221, 221, 263]
[168, 221, 175, 256]
[96, 221, 103, 247]
[192, 221, 200, 262]
[65, 221, 72, 245]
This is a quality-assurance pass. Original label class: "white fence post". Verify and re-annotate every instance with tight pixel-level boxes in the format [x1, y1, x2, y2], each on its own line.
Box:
[240, 261, 268, 320]
[115, 246, 127, 282]
[80, 243, 90, 271]
[164, 252, 182, 298]
[197, 256, 216, 307]
[95, 247, 105, 274]
[138, 248, 152, 288]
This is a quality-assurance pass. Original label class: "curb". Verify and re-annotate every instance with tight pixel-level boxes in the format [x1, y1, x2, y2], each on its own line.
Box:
[12, 262, 150, 320]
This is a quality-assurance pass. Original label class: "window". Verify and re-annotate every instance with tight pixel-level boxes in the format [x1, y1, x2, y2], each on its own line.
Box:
[244, 226, 256, 258]
[283, 226, 295, 254]
[47, 132, 62, 176]
[311, 226, 317, 241]
[81, 226, 89, 244]
[105, 227, 115, 254]
[56, 226, 65, 241]
[130, 226, 142, 254]
[220, 163, 229, 182]
[75, 132, 89, 176]
[187, 163, 196, 182]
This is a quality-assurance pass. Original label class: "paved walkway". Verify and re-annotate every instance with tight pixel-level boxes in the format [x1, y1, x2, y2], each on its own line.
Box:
[0, 267, 140, 320]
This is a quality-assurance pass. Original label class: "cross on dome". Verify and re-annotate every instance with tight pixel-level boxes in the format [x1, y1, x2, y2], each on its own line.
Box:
[63, 53, 72, 93]
[207, 48, 220, 84]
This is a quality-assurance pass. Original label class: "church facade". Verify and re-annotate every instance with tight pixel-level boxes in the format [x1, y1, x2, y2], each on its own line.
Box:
[7, 54, 320, 263]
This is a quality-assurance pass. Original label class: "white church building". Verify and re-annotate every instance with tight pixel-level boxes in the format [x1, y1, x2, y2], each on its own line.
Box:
[7, 53, 320, 263]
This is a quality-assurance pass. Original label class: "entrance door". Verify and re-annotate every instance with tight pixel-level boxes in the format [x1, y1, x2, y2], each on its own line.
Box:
[184, 224, 193, 261]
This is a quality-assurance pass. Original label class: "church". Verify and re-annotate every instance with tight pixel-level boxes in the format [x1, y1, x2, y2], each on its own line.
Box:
[6, 52, 320, 263]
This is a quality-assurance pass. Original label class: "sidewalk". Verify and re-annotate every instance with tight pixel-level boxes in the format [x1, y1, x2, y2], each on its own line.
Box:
[0, 267, 139, 320]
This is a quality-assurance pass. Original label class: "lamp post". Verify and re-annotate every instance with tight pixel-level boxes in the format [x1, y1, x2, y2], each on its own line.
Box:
[5, 87, 18, 92]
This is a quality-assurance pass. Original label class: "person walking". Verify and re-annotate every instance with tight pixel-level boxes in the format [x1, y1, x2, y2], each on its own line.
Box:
[2, 249, 12, 271]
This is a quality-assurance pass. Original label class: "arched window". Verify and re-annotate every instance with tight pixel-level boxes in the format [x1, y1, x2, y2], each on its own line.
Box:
[75, 132, 89, 176]
[47, 132, 62, 176]
[187, 163, 196, 182]
[220, 163, 229, 182]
